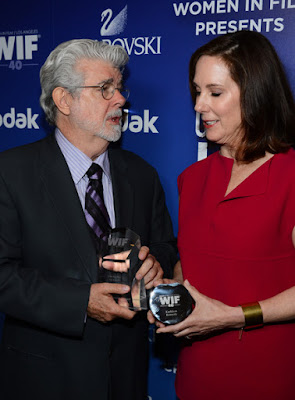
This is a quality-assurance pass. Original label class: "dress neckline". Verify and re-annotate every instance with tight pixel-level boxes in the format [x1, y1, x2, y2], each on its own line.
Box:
[216, 151, 275, 200]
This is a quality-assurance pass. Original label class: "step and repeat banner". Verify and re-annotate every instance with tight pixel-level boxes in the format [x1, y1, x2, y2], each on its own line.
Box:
[1, 1, 295, 399]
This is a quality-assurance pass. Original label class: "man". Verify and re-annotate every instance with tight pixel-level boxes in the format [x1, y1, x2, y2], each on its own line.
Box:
[0, 39, 177, 400]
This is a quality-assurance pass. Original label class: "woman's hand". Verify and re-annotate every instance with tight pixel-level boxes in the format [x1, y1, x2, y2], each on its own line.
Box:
[156, 280, 244, 337]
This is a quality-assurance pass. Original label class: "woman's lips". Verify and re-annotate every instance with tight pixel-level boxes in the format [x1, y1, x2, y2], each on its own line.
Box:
[203, 120, 218, 129]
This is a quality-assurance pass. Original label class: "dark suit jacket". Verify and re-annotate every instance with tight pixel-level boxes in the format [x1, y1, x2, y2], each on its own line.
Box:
[0, 134, 177, 400]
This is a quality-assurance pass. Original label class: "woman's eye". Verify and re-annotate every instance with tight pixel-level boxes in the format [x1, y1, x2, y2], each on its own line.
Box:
[211, 92, 221, 97]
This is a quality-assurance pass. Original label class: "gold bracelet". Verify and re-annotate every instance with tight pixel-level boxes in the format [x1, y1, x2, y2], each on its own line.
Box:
[240, 301, 264, 330]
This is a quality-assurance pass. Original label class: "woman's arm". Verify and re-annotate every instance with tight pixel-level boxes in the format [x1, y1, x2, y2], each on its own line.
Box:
[156, 282, 295, 337]
[156, 227, 295, 337]
[260, 286, 295, 324]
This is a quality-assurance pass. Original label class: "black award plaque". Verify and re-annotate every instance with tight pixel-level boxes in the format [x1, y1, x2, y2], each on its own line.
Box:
[149, 282, 194, 325]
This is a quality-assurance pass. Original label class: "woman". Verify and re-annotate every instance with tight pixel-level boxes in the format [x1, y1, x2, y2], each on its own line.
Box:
[155, 31, 295, 399]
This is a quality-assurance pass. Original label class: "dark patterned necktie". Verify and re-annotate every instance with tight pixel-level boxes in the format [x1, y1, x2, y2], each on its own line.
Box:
[85, 163, 111, 249]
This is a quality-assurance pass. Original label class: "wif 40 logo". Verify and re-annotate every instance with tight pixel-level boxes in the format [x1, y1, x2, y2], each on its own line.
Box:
[0, 34, 39, 70]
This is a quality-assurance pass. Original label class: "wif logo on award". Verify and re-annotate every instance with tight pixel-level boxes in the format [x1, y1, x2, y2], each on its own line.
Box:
[159, 295, 181, 307]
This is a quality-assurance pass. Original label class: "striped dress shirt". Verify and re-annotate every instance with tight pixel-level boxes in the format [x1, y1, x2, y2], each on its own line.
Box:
[55, 128, 115, 228]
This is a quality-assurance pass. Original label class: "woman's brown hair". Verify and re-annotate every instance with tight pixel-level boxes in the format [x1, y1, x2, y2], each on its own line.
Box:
[189, 30, 295, 162]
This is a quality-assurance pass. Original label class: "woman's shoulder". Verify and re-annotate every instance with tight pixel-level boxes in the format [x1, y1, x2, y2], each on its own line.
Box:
[179, 152, 218, 179]
[177, 152, 219, 190]
[274, 148, 295, 174]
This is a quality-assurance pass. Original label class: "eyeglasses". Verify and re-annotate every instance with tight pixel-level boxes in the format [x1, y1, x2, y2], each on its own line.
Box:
[67, 82, 130, 101]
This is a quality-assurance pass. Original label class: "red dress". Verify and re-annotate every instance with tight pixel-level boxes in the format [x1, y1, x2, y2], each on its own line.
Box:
[176, 149, 295, 400]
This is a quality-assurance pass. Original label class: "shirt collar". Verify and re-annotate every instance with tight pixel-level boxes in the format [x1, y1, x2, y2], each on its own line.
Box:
[55, 128, 111, 184]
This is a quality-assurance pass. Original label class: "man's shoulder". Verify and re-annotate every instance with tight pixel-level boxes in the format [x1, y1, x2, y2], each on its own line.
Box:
[0, 135, 52, 156]
[0, 135, 55, 170]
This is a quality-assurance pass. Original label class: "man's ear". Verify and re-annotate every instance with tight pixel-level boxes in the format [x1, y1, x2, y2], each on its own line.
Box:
[52, 87, 72, 116]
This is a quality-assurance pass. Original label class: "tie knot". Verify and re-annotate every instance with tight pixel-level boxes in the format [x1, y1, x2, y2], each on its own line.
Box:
[86, 163, 103, 180]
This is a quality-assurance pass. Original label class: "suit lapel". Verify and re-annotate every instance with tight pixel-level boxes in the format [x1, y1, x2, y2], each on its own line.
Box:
[108, 148, 134, 229]
[38, 135, 97, 282]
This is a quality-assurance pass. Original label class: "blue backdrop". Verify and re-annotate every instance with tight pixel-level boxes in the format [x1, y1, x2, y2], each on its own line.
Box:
[1, 1, 295, 398]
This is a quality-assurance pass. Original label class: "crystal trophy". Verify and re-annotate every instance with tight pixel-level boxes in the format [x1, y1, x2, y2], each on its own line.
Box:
[98, 227, 148, 311]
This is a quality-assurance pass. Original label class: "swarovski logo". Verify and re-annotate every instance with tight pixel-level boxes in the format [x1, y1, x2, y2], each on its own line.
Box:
[100, 5, 128, 36]
[99, 5, 161, 56]
[102, 36, 161, 56]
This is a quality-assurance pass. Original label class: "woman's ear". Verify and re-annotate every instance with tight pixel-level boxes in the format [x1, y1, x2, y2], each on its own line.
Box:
[52, 87, 72, 116]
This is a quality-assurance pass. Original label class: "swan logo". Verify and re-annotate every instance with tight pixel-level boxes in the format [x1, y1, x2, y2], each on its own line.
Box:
[100, 5, 128, 37]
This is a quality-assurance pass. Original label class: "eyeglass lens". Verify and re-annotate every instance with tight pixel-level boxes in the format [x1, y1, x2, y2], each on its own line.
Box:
[102, 83, 129, 100]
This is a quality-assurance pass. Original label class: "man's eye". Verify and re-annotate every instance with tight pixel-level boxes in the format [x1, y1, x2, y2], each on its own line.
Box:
[102, 84, 112, 91]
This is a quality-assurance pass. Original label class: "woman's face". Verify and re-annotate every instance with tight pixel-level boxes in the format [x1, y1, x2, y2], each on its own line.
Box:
[193, 55, 243, 152]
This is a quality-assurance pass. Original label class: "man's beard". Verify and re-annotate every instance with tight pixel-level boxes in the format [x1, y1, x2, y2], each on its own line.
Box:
[94, 110, 122, 142]
[95, 123, 121, 142]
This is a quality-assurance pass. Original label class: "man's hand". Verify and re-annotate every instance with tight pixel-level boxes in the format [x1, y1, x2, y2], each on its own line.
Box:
[135, 246, 163, 290]
[87, 283, 136, 323]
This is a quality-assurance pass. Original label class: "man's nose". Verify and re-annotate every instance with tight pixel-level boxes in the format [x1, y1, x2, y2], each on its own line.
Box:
[112, 89, 127, 106]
